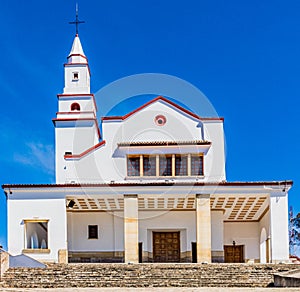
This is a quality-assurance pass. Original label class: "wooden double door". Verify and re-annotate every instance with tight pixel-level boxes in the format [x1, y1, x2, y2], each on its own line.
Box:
[224, 245, 244, 263]
[153, 231, 180, 262]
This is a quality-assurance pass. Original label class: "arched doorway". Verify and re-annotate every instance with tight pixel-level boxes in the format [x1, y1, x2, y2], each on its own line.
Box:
[260, 228, 267, 263]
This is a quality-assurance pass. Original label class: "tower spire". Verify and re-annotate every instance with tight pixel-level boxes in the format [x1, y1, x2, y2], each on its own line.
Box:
[69, 3, 85, 35]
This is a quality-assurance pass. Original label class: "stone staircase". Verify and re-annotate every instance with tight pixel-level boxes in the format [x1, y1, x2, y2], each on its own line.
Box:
[1, 263, 300, 288]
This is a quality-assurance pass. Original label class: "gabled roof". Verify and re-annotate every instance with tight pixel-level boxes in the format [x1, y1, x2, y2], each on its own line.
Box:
[118, 140, 211, 147]
[101, 96, 224, 122]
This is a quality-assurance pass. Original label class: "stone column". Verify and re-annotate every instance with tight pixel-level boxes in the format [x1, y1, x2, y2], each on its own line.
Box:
[196, 194, 212, 263]
[124, 194, 139, 263]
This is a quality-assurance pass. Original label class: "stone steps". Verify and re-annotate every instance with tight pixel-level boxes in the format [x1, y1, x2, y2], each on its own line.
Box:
[2, 263, 300, 288]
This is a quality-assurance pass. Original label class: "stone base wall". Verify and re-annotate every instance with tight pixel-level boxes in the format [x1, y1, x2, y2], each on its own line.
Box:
[274, 269, 300, 287]
[143, 251, 192, 263]
[69, 250, 224, 263]
[212, 251, 224, 263]
[68, 251, 124, 263]
[0, 251, 9, 280]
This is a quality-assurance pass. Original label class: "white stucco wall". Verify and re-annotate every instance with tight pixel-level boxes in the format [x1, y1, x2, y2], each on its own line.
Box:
[59, 100, 226, 184]
[64, 65, 90, 94]
[68, 211, 196, 253]
[211, 210, 224, 251]
[259, 209, 270, 238]
[67, 211, 124, 252]
[224, 222, 259, 260]
[68, 209, 225, 254]
[68, 212, 113, 251]
[7, 198, 67, 262]
[55, 122, 99, 183]
[110, 101, 204, 143]
[269, 192, 289, 262]
[58, 97, 96, 113]
[258, 208, 271, 263]
[202, 121, 226, 182]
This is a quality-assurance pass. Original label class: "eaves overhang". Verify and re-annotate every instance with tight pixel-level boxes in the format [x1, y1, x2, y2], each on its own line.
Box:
[2, 180, 293, 191]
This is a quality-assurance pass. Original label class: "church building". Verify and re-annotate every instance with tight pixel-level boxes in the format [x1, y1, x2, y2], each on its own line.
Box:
[2, 33, 292, 264]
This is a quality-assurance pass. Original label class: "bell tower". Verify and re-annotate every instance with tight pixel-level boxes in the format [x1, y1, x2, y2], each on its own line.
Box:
[53, 14, 100, 183]
[63, 34, 90, 94]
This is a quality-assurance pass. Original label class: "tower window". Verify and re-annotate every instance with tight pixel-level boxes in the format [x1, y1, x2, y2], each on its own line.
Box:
[73, 72, 79, 80]
[71, 103, 80, 111]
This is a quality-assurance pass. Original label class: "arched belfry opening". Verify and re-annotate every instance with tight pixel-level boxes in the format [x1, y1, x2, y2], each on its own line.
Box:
[71, 102, 80, 111]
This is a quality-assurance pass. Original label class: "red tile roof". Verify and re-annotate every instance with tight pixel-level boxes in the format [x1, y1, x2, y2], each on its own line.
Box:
[101, 96, 224, 122]
[2, 180, 293, 189]
[118, 140, 211, 147]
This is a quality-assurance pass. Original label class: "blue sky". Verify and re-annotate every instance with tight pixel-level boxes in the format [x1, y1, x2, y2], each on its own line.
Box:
[1, 1, 300, 250]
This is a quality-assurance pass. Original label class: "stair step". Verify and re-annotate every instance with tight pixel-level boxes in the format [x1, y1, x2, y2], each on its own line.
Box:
[1, 263, 300, 288]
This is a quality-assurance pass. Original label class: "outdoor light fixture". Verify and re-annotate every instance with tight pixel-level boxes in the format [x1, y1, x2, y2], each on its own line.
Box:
[67, 200, 75, 208]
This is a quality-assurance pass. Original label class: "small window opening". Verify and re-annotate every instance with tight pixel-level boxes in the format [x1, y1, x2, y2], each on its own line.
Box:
[73, 72, 79, 80]
[88, 225, 98, 239]
[71, 103, 80, 111]
[25, 221, 48, 249]
[127, 157, 140, 176]
[154, 115, 167, 126]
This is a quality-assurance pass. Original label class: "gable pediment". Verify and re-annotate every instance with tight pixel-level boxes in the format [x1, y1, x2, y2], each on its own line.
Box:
[102, 96, 222, 122]
[101, 96, 222, 145]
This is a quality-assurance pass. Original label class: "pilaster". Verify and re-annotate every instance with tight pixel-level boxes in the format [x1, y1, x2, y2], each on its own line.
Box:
[196, 193, 212, 263]
[269, 192, 289, 263]
[124, 194, 139, 263]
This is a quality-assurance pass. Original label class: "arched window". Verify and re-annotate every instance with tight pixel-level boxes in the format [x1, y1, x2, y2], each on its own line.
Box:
[71, 103, 80, 111]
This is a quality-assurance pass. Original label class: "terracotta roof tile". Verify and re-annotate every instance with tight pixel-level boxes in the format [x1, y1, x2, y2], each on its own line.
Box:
[2, 180, 293, 189]
[118, 140, 211, 147]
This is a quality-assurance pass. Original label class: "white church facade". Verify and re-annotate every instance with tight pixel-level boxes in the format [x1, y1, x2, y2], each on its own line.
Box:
[2, 34, 292, 264]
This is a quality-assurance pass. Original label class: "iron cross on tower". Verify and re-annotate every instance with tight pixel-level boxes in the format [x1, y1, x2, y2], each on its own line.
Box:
[69, 4, 85, 35]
